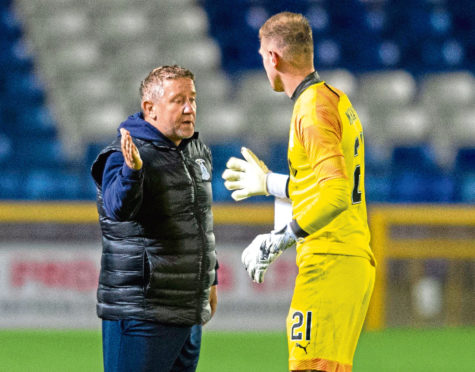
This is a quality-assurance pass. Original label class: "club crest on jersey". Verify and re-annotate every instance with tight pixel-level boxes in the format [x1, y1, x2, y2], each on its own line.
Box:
[195, 159, 210, 181]
[346, 107, 357, 125]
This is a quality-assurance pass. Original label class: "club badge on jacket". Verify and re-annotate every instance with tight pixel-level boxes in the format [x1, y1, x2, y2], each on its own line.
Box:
[195, 159, 210, 181]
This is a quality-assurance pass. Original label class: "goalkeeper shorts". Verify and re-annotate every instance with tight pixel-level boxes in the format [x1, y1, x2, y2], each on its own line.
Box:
[286, 253, 375, 372]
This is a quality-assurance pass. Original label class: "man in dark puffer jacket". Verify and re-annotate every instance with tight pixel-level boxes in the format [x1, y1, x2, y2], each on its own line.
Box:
[91, 65, 217, 372]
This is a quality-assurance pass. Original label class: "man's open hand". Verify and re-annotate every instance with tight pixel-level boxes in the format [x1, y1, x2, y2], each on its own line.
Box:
[120, 128, 142, 170]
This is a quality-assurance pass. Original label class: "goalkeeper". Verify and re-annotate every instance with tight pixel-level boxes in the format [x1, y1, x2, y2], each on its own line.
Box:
[222, 12, 375, 372]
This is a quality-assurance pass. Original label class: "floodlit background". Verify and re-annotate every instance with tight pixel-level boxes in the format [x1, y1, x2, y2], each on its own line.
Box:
[0, 0, 474, 371]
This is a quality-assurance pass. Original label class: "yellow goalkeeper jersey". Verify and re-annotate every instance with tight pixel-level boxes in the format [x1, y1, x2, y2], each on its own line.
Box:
[288, 72, 375, 264]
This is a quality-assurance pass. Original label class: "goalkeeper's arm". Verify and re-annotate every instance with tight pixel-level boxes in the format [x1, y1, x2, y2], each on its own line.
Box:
[241, 177, 350, 283]
[222, 147, 289, 201]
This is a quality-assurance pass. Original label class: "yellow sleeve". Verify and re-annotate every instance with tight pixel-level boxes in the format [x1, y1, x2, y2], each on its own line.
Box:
[296, 105, 347, 184]
[291, 105, 350, 236]
[293, 178, 350, 235]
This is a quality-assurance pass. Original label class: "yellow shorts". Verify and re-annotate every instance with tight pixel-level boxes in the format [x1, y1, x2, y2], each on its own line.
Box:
[286, 253, 375, 372]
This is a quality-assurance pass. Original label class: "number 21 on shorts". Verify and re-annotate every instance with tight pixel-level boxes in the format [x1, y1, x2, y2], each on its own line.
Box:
[290, 311, 313, 341]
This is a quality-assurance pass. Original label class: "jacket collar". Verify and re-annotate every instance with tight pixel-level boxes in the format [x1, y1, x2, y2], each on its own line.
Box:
[151, 131, 199, 151]
[290, 71, 322, 102]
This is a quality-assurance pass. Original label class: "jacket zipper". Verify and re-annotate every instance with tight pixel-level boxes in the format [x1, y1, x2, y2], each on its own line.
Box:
[178, 150, 207, 322]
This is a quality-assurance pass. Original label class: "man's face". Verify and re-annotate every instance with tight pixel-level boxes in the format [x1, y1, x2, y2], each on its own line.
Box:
[259, 38, 284, 92]
[153, 78, 196, 145]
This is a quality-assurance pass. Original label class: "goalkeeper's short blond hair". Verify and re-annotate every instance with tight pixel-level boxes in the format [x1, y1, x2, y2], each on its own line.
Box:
[140, 65, 194, 102]
[259, 12, 314, 66]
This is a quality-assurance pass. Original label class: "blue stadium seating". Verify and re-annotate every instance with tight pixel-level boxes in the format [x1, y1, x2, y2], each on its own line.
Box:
[269, 141, 289, 175]
[389, 145, 455, 203]
[0, 132, 12, 165]
[0, 168, 22, 199]
[209, 142, 242, 202]
[454, 148, 475, 202]
[200, 0, 475, 75]
[365, 145, 391, 203]
[0, 0, 474, 202]
[23, 167, 84, 200]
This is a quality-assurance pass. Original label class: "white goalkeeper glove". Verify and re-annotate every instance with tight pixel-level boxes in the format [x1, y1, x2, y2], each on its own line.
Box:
[241, 224, 298, 283]
[222, 147, 270, 201]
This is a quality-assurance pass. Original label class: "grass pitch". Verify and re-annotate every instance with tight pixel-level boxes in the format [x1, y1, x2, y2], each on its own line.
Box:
[0, 328, 473, 371]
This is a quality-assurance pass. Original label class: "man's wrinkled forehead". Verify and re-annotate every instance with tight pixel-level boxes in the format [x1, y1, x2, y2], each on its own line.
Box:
[161, 78, 196, 96]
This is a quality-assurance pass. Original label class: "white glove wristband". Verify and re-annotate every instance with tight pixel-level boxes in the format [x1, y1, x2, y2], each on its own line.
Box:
[266, 173, 289, 199]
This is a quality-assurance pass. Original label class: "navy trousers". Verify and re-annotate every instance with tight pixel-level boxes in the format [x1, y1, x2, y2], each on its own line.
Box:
[102, 319, 202, 372]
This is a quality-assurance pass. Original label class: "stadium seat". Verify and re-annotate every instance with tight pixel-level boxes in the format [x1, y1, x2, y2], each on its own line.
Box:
[95, 9, 148, 47]
[5, 69, 45, 106]
[306, 4, 330, 34]
[79, 103, 127, 142]
[365, 144, 392, 203]
[0, 5, 22, 41]
[23, 167, 83, 200]
[453, 147, 475, 202]
[421, 72, 475, 166]
[161, 6, 210, 43]
[268, 140, 289, 175]
[389, 145, 454, 202]
[194, 71, 233, 108]
[237, 70, 288, 109]
[15, 0, 81, 17]
[452, 108, 475, 149]
[198, 105, 245, 144]
[40, 40, 102, 81]
[428, 7, 452, 36]
[320, 69, 358, 98]
[359, 70, 417, 108]
[422, 39, 466, 69]
[8, 106, 58, 138]
[63, 73, 115, 108]
[0, 38, 33, 74]
[315, 38, 342, 68]
[363, 7, 388, 34]
[208, 142, 242, 202]
[14, 137, 66, 168]
[166, 38, 222, 75]
[0, 132, 12, 164]
[107, 45, 164, 112]
[245, 5, 270, 31]
[0, 168, 22, 199]
[24, 10, 91, 49]
[421, 71, 475, 108]
[147, 0, 196, 13]
[385, 106, 430, 146]
[244, 104, 293, 142]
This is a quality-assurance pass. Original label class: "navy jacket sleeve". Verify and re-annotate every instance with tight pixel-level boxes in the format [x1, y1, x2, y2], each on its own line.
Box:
[102, 151, 144, 221]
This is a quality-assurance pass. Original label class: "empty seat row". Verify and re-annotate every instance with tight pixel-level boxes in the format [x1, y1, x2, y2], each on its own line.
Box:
[202, 0, 475, 73]
[208, 141, 475, 204]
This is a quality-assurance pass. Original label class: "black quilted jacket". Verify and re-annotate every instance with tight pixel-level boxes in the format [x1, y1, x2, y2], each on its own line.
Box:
[91, 128, 216, 326]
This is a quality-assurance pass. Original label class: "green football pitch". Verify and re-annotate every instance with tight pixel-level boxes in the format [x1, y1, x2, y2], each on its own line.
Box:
[0, 327, 473, 371]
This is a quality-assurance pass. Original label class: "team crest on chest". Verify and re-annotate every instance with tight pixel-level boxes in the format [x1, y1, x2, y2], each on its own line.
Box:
[345, 106, 357, 125]
[195, 159, 210, 181]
